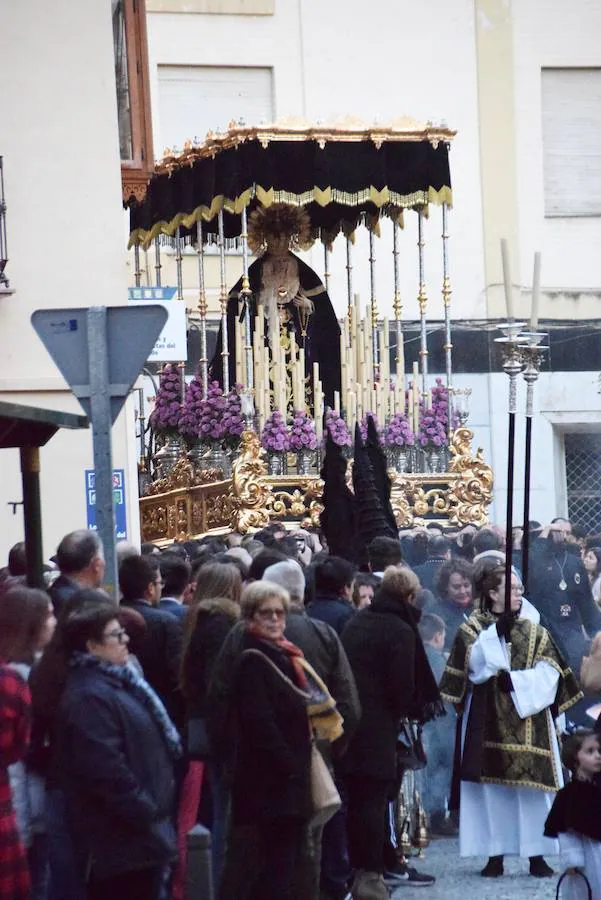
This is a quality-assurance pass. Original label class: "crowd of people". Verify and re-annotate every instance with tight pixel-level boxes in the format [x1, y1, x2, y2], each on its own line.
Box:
[1, 514, 601, 900]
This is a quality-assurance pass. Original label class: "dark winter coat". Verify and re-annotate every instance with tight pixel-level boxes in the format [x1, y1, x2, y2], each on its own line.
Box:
[182, 598, 240, 719]
[306, 593, 356, 636]
[341, 595, 416, 780]
[229, 632, 312, 826]
[121, 598, 184, 729]
[48, 575, 79, 615]
[284, 609, 360, 750]
[57, 664, 177, 879]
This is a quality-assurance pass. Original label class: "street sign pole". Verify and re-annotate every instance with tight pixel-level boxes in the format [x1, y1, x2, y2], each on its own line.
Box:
[88, 307, 118, 597]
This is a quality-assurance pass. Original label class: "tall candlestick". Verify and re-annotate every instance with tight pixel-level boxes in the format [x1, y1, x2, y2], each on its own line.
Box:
[500, 238, 515, 321]
[530, 252, 541, 332]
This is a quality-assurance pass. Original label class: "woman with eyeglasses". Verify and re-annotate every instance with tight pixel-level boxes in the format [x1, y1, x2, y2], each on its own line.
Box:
[56, 603, 181, 900]
[219, 581, 312, 900]
[440, 558, 582, 881]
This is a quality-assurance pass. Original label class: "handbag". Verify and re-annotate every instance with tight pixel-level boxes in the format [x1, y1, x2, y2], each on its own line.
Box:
[556, 870, 592, 899]
[187, 716, 212, 760]
[309, 743, 341, 827]
[396, 721, 427, 771]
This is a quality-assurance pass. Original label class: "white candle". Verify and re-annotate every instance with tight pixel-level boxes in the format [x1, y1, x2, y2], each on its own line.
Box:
[530, 251, 541, 332]
[500, 238, 515, 321]
[334, 390, 340, 414]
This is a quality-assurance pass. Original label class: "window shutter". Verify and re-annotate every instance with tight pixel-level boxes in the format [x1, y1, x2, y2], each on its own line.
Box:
[542, 68, 601, 217]
[157, 66, 274, 151]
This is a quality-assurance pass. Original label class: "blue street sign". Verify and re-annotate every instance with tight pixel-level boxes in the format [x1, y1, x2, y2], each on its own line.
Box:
[128, 286, 177, 302]
[85, 468, 127, 540]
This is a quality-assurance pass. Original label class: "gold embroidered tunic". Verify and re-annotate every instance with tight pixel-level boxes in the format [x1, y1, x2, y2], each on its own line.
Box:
[440, 612, 582, 792]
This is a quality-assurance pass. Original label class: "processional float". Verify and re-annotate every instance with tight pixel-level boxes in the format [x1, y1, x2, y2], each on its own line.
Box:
[127, 117, 493, 540]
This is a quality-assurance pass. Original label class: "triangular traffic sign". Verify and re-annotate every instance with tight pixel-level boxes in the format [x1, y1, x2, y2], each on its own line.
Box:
[31, 305, 169, 423]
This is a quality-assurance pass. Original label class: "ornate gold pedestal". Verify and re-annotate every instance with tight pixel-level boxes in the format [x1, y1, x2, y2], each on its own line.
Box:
[139, 427, 493, 543]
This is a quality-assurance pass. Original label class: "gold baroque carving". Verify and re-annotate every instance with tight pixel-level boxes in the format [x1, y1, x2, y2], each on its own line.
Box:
[147, 457, 226, 496]
[140, 429, 493, 540]
[230, 431, 272, 533]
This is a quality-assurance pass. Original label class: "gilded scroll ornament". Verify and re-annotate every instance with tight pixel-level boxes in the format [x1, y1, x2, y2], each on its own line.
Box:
[447, 427, 494, 527]
[230, 430, 273, 533]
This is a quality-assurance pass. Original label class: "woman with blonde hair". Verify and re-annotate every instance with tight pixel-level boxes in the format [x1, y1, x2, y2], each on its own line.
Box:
[219, 581, 313, 900]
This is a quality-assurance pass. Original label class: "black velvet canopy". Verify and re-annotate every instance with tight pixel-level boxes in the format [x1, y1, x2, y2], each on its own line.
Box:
[128, 119, 454, 248]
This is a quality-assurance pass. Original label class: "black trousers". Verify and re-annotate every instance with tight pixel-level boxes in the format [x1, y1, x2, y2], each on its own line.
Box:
[220, 817, 305, 900]
[346, 776, 394, 873]
[88, 866, 163, 900]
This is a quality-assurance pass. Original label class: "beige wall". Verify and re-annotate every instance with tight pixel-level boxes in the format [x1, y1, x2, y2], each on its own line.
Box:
[0, 0, 141, 560]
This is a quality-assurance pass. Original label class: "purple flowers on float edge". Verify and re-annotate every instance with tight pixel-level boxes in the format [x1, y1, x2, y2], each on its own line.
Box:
[288, 410, 317, 452]
[384, 413, 415, 448]
[179, 378, 227, 444]
[149, 364, 182, 434]
[222, 384, 245, 448]
[261, 410, 290, 453]
[416, 377, 455, 448]
[324, 409, 352, 448]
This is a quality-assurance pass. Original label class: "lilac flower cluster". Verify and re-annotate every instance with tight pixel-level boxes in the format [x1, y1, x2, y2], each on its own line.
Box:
[324, 409, 352, 448]
[384, 413, 415, 448]
[222, 384, 245, 447]
[288, 410, 317, 451]
[261, 410, 290, 453]
[359, 413, 383, 443]
[149, 364, 182, 435]
[179, 369, 204, 439]
[197, 380, 227, 443]
[417, 378, 450, 448]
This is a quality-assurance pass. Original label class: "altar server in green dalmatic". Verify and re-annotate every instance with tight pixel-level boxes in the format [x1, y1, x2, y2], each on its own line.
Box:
[440, 559, 581, 880]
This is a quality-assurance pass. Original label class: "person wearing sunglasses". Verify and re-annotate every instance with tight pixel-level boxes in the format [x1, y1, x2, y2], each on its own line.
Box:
[56, 603, 182, 900]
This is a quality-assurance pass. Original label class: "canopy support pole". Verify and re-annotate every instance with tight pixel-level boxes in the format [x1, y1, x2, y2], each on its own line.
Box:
[442, 204, 453, 435]
[346, 237, 353, 347]
[240, 206, 255, 427]
[392, 221, 405, 408]
[218, 211, 230, 394]
[369, 230, 380, 383]
[417, 210, 428, 399]
[154, 238, 162, 287]
[196, 220, 208, 399]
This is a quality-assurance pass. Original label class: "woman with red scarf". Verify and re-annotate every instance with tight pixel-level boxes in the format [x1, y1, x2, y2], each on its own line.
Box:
[219, 581, 312, 900]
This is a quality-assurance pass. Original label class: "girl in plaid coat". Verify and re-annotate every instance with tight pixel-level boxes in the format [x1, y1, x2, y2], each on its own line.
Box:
[0, 581, 57, 900]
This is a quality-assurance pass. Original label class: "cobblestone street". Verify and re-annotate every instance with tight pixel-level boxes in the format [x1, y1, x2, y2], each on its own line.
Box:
[392, 838, 559, 899]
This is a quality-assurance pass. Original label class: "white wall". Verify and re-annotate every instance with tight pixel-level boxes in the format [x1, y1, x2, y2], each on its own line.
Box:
[513, 0, 601, 295]
[0, 0, 141, 561]
[145, 0, 487, 321]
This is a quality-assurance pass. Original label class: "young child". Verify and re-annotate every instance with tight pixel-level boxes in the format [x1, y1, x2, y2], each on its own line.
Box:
[545, 729, 601, 898]
[418, 613, 457, 836]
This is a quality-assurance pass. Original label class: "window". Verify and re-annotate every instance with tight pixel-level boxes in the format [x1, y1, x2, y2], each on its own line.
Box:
[113, 0, 154, 203]
[565, 432, 601, 533]
[157, 66, 274, 151]
[542, 68, 601, 217]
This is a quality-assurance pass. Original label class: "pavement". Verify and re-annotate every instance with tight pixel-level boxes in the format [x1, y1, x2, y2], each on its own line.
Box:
[391, 837, 559, 899]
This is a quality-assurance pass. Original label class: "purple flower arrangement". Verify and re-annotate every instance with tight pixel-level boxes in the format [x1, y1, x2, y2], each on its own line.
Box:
[417, 378, 451, 448]
[288, 410, 318, 452]
[384, 413, 415, 448]
[324, 409, 352, 448]
[197, 380, 227, 445]
[222, 384, 245, 448]
[179, 369, 204, 440]
[149, 364, 182, 437]
[261, 410, 290, 453]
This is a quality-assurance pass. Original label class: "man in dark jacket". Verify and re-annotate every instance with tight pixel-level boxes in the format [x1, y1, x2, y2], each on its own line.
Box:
[119, 555, 184, 730]
[306, 557, 356, 636]
[158, 553, 191, 622]
[48, 530, 105, 614]
[412, 536, 451, 593]
[341, 568, 436, 897]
